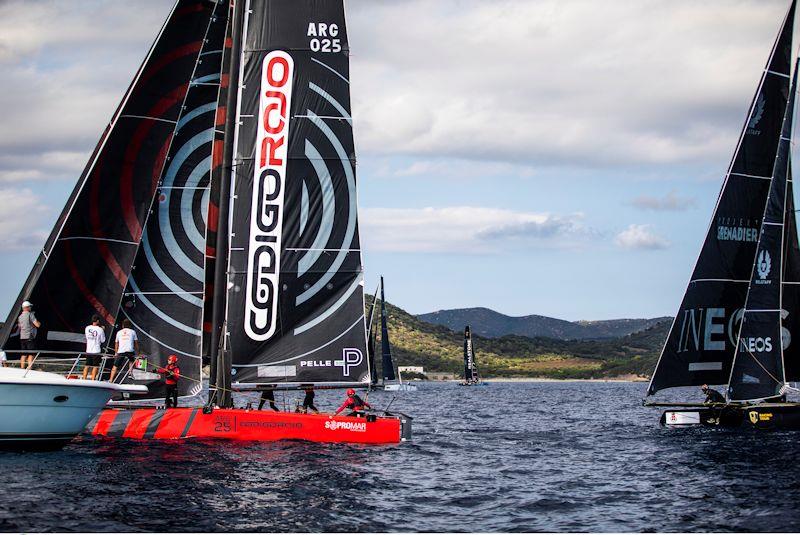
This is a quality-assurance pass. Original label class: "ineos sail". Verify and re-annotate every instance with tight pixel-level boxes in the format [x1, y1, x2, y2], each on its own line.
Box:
[0, 0, 221, 358]
[647, 0, 795, 395]
[727, 64, 798, 401]
[223, 0, 370, 387]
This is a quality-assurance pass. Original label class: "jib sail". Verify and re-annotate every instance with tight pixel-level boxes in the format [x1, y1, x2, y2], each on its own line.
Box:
[647, 0, 795, 395]
[380, 277, 396, 382]
[728, 64, 797, 402]
[223, 0, 369, 387]
[464, 326, 476, 383]
[0, 0, 220, 358]
[115, 0, 229, 401]
[782, 166, 800, 382]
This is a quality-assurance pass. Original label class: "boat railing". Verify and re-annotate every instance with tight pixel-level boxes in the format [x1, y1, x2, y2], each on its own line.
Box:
[1, 349, 133, 383]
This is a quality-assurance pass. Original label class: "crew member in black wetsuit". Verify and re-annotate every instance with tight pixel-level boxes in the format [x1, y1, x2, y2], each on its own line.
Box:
[258, 388, 279, 411]
[702, 384, 725, 404]
[302, 386, 319, 414]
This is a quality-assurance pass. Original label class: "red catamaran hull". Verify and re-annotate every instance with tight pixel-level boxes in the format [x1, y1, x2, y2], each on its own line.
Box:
[87, 408, 411, 444]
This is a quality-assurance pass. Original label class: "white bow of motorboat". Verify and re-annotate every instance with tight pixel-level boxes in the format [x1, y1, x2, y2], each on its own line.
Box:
[0, 367, 147, 450]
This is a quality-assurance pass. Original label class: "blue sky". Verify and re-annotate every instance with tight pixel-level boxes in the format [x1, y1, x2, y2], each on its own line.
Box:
[0, 0, 793, 321]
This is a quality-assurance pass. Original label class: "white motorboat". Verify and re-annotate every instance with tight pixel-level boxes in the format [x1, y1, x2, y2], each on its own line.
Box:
[0, 366, 147, 450]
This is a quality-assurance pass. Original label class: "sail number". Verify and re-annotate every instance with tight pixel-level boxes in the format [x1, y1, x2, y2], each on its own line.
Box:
[308, 23, 341, 53]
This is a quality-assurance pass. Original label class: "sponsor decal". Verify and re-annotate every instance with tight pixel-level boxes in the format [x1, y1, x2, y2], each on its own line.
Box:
[325, 420, 367, 432]
[300, 349, 364, 377]
[240, 421, 303, 429]
[756, 250, 772, 284]
[676, 307, 792, 353]
[245, 51, 294, 341]
[716, 217, 760, 243]
[748, 411, 774, 424]
[747, 94, 765, 134]
[740, 336, 773, 353]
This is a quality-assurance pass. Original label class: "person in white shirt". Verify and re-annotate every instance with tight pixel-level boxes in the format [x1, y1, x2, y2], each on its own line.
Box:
[82, 315, 106, 380]
[109, 319, 139, 383]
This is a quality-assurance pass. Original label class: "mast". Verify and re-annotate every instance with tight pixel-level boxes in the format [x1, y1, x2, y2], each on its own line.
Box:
[209, 0, 246, 408]
[647, 0, 795, 396]
[727, 62, 798, 402]
[380, 276, 397, 382]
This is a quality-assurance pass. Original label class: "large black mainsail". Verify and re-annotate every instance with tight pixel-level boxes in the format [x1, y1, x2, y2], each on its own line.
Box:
[222, 0, 370, 387]
[647, 0, 795, 395]
[0, 0, 220, 357]
[366, 283, 380, 386]
[727, 65, 798, 401]
[115, 0, 229, 400]
[464, 326, 476, 383]
[380, 277, 396, 382]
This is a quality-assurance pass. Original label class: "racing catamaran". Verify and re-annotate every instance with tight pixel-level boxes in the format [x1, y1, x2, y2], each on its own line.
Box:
[460, 325, 486, 386]
[0, 0, 411, 444]
[645, 0, 800, 428]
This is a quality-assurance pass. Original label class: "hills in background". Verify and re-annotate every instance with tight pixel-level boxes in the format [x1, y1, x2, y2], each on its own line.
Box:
[418, 307, 670, 341]
[373, 299, 672, 379]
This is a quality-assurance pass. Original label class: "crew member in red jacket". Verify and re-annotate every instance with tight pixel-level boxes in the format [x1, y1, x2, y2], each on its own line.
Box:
[335, 388, 371, 417]
[156, 355, 180, 408]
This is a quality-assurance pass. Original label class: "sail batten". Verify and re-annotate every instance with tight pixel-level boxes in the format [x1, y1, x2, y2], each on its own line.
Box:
[647, 0, 796, 396]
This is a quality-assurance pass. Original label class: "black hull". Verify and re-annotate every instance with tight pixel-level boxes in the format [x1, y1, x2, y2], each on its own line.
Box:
[661, 404, 800, 429]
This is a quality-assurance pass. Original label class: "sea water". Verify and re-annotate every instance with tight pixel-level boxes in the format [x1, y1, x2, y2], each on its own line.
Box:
[1, 381, 799, 532]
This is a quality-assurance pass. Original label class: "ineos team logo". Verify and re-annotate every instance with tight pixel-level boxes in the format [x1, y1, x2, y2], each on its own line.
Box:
[335, 348, 363, 377]
[245, 51, 294, 341]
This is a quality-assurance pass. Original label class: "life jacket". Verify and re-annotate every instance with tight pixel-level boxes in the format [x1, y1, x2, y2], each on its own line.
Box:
[162, 363, 180, 385]
[346, 394, 366, 410]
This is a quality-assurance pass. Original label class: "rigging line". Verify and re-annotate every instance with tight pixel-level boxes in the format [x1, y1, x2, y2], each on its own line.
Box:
[119, 114, 178, 124]
[58, 236, 138, 245]
[766, 69, 791, 79]
[690, 278, 749, 283]
[123, 291, 203, 296]
[741, 346, 784, 388]
[730, 172, 772, 180]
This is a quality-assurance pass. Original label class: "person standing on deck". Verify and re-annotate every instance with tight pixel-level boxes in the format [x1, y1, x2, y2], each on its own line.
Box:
[258, 388, 279, 411]
[302, 386, 319, 414]
[82, 315, 106, 380]
[110, 319, 138, 383]
[701, 384, 725, 404]
[155, 355, 180, 408]
[335, 388, 371, 417]
[17, 301, 40, 369]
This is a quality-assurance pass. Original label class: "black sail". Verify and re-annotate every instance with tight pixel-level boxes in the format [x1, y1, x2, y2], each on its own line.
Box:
[647, 0, 794, 395]
[380, 278, 396, 382]
[728, 66, 797, 401]
[782, 167, 800, 381]
[115, 1, 228, 400]
[464, 326, 476, 383]
[366, 283, 380, 386]
[0, 0, 220, 355]
[224, 0, 369, 386]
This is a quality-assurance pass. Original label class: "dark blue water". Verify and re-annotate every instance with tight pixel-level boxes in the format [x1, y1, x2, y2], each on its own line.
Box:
[1, 381, 799, 532]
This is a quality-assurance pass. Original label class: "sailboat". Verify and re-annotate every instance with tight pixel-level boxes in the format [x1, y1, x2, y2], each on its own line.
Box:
[0, 0, 411, 444]
[376, 277, 417, 392]
[645, 0, 800, 428]
[459, 326, 487, 386]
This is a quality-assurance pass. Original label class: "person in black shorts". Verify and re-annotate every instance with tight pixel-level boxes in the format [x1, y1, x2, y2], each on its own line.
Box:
[302, 386, 319, 414]
[110, 319, 139, 383]
[17, 301, 41, 369]
[83, 315, 106, 380]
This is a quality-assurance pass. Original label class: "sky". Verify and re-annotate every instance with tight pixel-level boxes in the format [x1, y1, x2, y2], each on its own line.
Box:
[0, 0, 794, 321]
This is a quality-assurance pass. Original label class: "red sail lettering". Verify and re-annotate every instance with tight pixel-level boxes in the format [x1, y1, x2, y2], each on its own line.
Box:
[266, 56, 290, 87]
[260, 136, 285, 167]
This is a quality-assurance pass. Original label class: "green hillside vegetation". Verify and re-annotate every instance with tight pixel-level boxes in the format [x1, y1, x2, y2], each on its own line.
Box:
[370, 297, 670, 379]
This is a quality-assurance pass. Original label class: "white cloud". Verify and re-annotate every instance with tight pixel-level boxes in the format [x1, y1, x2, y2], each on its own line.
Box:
[614, 224, 670, 250]
[361, 206, 592, 253]
[348, 0, 786, 168]
[628, 190, 696, 211]
[0, 189, 50, 250]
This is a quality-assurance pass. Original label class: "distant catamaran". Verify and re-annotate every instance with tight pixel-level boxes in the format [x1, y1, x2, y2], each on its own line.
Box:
[0, 0, 410, 443]
[460, 326, 486, 386]
[646, 0, 800, 428]
[366, 277, 417, 391]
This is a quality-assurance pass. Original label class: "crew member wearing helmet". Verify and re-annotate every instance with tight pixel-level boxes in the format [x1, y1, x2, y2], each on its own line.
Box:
[701, 384, 725, 404]
[335, 388, 371, 417]
[156, 355, 181, 408]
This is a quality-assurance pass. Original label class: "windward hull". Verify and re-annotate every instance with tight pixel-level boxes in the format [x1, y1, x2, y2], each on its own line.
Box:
[661, 404, 800, 429]
[87, 407, 411, 444]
